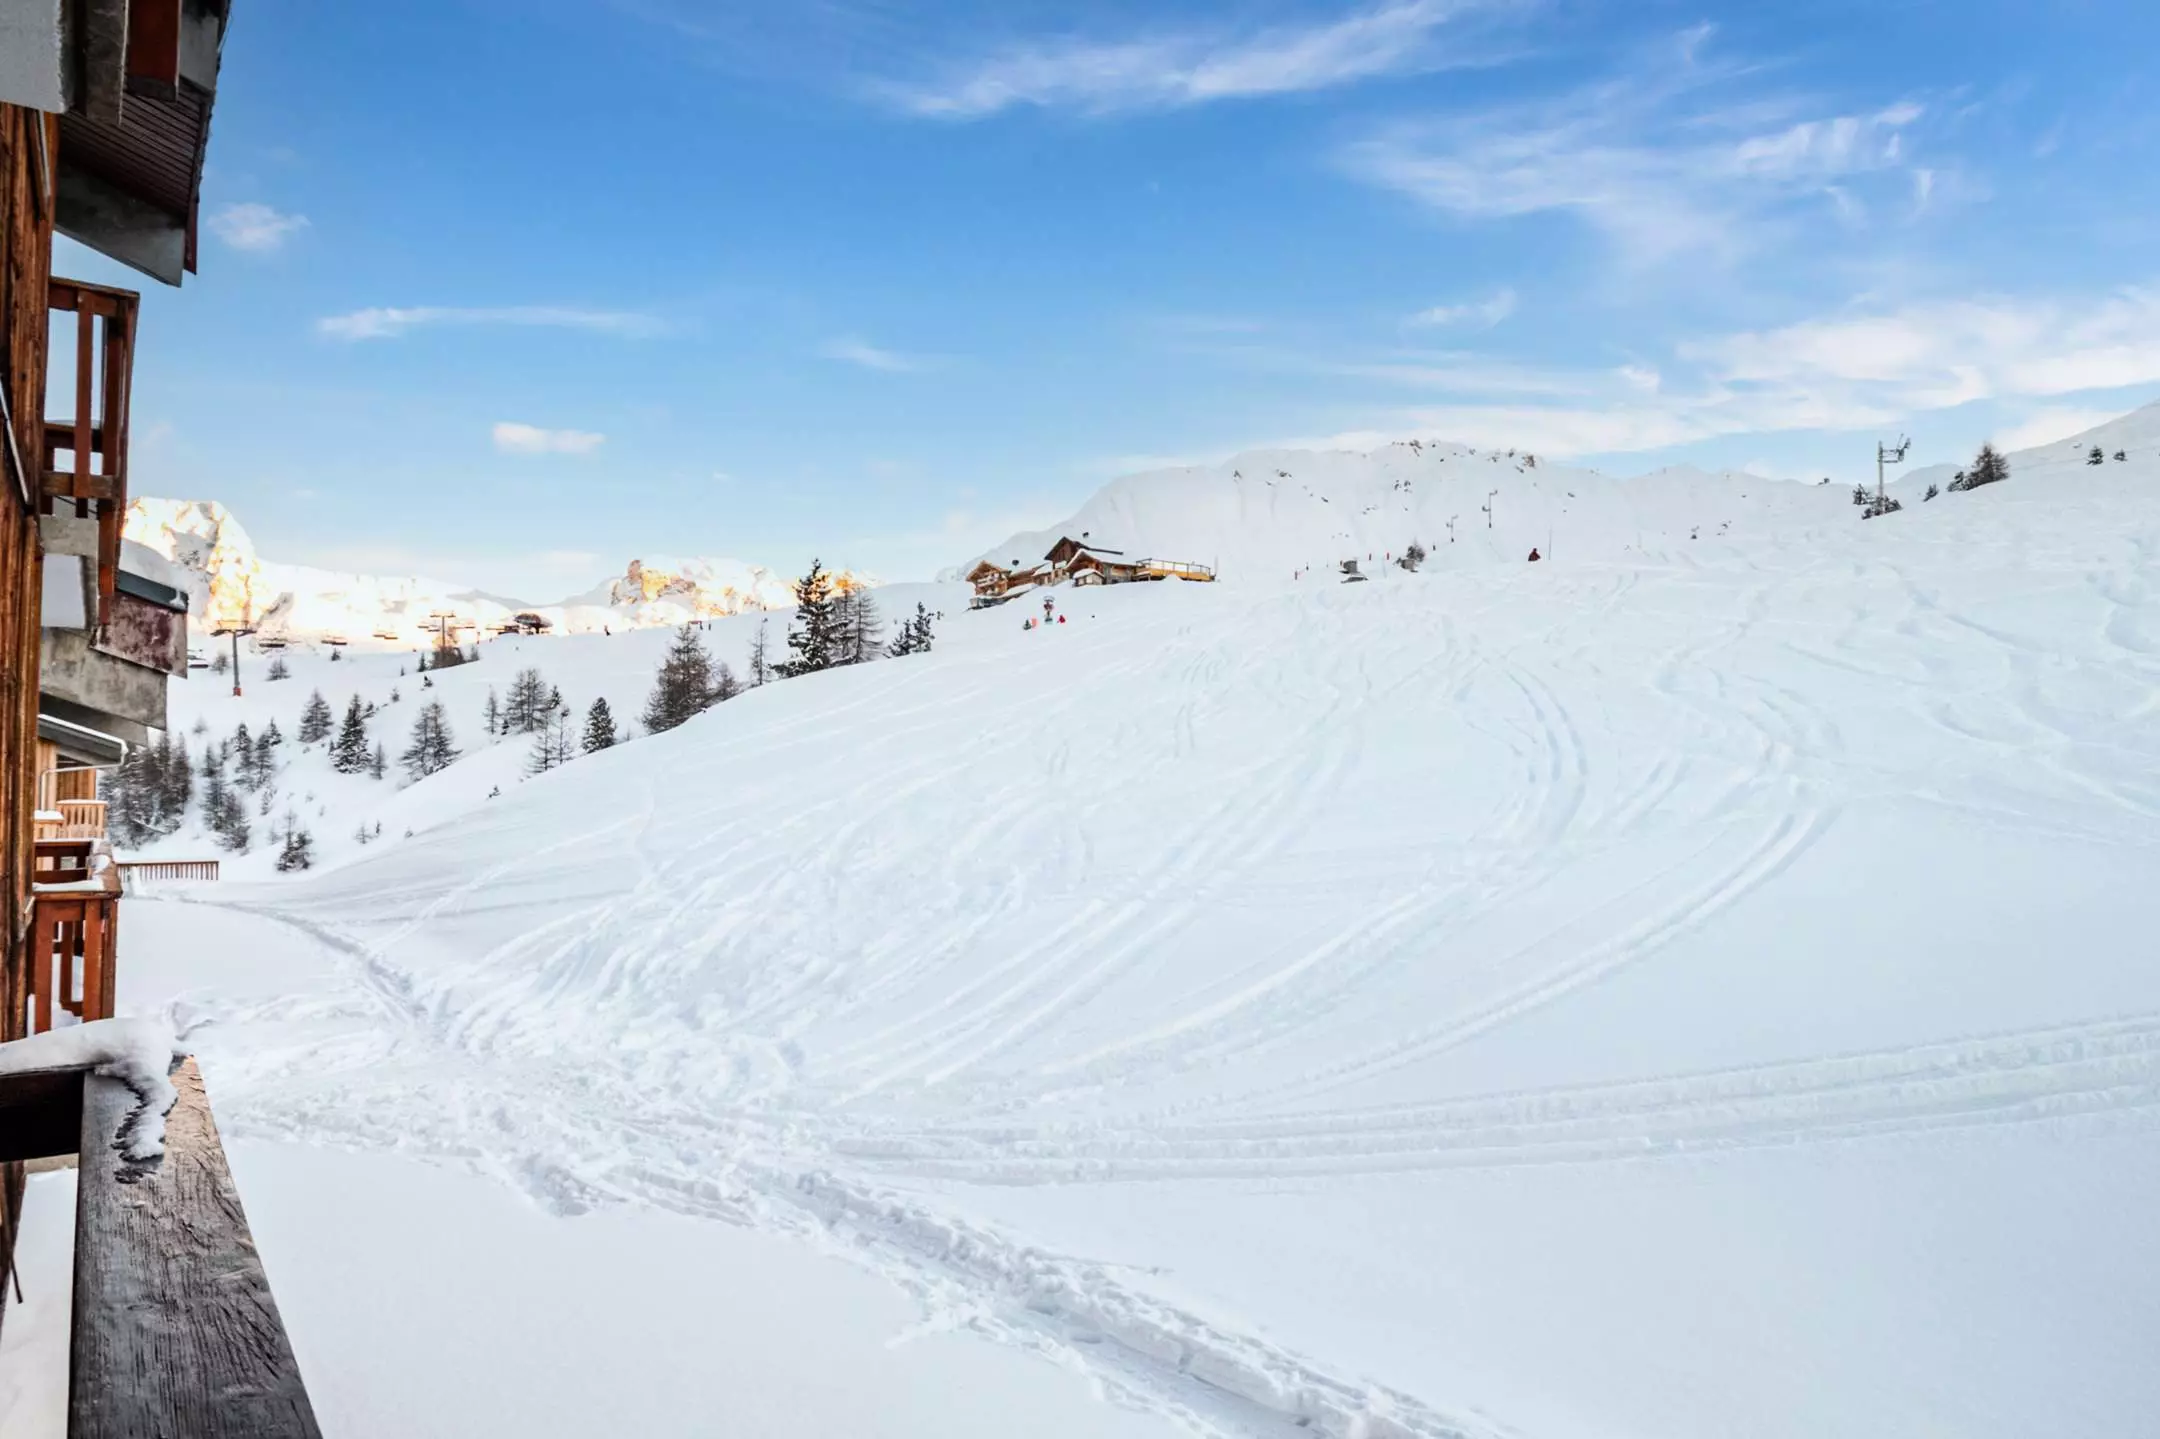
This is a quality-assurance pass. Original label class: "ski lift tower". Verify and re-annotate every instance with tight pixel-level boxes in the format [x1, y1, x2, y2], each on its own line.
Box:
[427, 610, 460, 660]
[1876, 435, 1911, 508]
[211, 615, 257, 698]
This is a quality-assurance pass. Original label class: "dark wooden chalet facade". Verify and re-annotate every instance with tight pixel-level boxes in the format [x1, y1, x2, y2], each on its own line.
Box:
[2, 3, 323, 1432]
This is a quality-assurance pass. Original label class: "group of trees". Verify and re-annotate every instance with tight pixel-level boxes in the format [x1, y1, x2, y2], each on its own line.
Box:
[1947, 443, 2010, 493]
[104, 732, 195, 847]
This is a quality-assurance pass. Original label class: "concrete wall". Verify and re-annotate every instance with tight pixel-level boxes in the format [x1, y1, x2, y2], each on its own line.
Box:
[39, 628, 165, 742]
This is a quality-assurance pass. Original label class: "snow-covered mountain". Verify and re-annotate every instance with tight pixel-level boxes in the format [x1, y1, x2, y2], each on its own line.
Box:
[122, 498, 871, 645]
[964, 405, 2160, 582]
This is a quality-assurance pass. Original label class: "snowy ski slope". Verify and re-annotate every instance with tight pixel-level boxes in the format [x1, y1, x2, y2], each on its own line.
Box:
[138, 412, 2160, 1438]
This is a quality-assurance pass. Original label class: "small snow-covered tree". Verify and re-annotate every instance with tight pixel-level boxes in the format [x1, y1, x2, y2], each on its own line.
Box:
[834, 586, 883, 665]
[886, 602, 937, 657]
[399, 701, 461, 780]
[779, 560, 842, 677]
[581, 697, 617, 753]
[369, 742, 387, 780]
[331, 696, 371, 774]
[299, 690, 334, 745]
[747, 618, 773, 687]
[483, 687, 500, 734]
[2089, 446, 2106, 466]
[643, 625, 715, 734]
[526, 708, 574, 776]
[1948, 443, 2009, 493]
[275, 823, 314, 872]
[266, 656, 291, 681]
[1923, 482, 1939, 501]
[503, 667, 551, 734]
[211, 649, 229, 675]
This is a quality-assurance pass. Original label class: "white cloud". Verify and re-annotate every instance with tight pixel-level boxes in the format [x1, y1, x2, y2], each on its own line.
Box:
[492, 422, 606, 456]
[1406, 288, 1517, 328]
[820, 337, 931, 373]
[318, 307, 665, 342]
[879, 0, 1510, 118]
[208, 202, 309, 252]
[1342, 33, 1930, 263]
[1690, 288, 2160, 407]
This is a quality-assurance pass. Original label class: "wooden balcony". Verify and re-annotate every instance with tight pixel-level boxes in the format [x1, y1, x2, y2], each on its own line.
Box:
[25, 839, 123, 1034]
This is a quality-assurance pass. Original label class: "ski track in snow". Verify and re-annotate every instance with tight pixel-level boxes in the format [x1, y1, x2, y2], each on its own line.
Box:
[143, 446, 2160, 1439]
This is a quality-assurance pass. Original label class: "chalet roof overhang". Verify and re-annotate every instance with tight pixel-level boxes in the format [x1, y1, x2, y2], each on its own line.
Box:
[0, 0, 234, 286]
[37, 707, 128, 765]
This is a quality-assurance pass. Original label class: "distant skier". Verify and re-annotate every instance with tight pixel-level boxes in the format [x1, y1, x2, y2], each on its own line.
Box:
[1527, 547, 1542, 562]
[1057, 615, 1066, 624]
[1042, 595, 1056, 623]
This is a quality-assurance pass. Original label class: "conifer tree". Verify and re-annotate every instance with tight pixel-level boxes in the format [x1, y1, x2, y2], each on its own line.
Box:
[331, 696, 371, 774]
[886, 602, 937, 657]
[369, 742, 387, 780]
[527, 708, 574, 775]
[232, 723, 255, 788]
[275, 823, 314, 872]
[399, 701, 461, 779]
[643, 625, 715, 734]
[163, 735, 193, 826]
[835, 587, 884, 664]
[581, 697, 618, 753]
[299, 689, 334, 744]
[748, 618, 773, 687]
[779, 560, 841, 677]
[503, 667, 551, 734]
[712, 662, 741, 703]
[484, 687, 500, 734]
[266, 656, 291, 681]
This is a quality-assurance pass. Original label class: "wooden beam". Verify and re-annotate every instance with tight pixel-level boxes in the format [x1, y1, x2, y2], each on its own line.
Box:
[39, 471, 122, 503]
[71, 1060, 324, 1439]
[0, 1068, 83, 1164]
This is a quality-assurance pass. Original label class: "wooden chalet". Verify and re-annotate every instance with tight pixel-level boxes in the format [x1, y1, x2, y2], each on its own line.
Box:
[2, 3, 322, 1433]
[967, 535, 1218, 606]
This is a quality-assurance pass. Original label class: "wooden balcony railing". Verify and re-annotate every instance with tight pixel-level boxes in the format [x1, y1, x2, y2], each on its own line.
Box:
[26, 839, 123, 1035]
[0, 1059, 323, 1437]
[41, 279, 138, 627]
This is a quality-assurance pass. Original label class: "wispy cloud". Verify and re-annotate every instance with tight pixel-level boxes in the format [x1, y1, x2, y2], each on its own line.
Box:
[1343, 30, 1932, 263]
[820, 337, 933, 373]
[208, 202, 309, 252]
[492, 422, 606, 456]
[318, 306, 666, 342]
[877, 0, 1516, 119]
[1406, 287, 1517, 328]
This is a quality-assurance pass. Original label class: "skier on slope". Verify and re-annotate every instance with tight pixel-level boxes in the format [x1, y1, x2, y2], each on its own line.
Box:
[1528, 548, 1542, 562]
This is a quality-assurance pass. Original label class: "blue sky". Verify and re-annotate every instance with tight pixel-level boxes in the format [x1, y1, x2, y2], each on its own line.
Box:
[59, 0, 2160, 594]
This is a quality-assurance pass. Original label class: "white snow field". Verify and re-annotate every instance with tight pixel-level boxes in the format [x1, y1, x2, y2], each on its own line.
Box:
[102, 412, 2160, 1437]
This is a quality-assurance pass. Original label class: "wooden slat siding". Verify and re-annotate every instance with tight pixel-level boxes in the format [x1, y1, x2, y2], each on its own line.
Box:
[126, 0, 187, 92]
[0, 1065, 83, 1163]
[72, 1060, 325, 1439]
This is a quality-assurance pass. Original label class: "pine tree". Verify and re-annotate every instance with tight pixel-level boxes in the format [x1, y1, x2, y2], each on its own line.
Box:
[2089, 445, 2106, 466]
[299, 690, 334, 745]
[835, 587, 883, 664]
[712, 662, 741, 703]
[546, 684, 562, 714]
[163, 735, 193, 827]
[232, 723, 255, 788]
[483, 687, 500, 735]
[369, 742, 387, 780]
[266, 656, 291, 681]
[526, 708, 574, 775]
[779, 560, 842, 677]
[399, 701, 461, 780]
[503, 667, 550, 734]
[581, 697, 618, 753]
[331, 696, 371, 774]
[1948, 443, 2009, 492]
[212, 649, 229, 675]
[748, 618, 773, 687]
[275, 823, 314, 872]
[643, 625, 715, 734]
[1923, 482, 1939, 501]
[203, 757, 250, 852]
[106, 744, 161, 848]
[886, 602, 937, 657]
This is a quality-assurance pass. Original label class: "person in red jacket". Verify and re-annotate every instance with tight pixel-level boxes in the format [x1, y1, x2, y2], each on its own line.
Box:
[1528, 547, 1542, 562]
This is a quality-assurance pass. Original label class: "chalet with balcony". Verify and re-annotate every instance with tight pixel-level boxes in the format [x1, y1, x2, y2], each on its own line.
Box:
[2, 2, 322, 1432]
[967, 535, 1217, 606]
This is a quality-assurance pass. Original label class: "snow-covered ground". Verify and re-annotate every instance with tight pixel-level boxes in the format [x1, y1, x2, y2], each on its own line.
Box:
[59, 411, 2160, 1436]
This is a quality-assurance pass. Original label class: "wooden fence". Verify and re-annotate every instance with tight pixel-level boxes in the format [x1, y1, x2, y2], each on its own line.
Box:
[117, 859, 220, 886]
